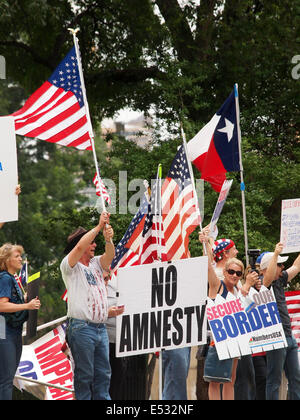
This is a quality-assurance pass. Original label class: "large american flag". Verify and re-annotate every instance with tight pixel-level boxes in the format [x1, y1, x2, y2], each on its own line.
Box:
[285, 291, 300, 354]
[162, 145, 201, 261]
[11, 46, 92, 151]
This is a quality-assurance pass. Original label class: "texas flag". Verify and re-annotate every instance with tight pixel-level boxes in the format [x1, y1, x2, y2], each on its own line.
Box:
[187, 90, 241, 192]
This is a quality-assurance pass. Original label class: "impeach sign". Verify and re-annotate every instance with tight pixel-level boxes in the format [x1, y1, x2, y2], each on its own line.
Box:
[17, 324, 73, 400]
[116, 257, 208, 357]
[207, 286, 287, 360]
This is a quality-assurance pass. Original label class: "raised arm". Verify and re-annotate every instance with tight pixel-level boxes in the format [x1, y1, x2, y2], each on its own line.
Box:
[286, 253, 300, 282]
[199, 227, 221, 298]
[263, 242, 283, 287]
[100, 224, 115, 271]
[68, 212, 109, 268]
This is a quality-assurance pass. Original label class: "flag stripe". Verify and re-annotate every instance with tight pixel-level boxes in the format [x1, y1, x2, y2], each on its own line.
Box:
[15, 88, 68, 129]
[285, 291, 300, 352]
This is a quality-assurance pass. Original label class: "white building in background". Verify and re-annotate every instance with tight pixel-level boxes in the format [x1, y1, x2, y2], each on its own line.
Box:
[101, 112, 153, 148]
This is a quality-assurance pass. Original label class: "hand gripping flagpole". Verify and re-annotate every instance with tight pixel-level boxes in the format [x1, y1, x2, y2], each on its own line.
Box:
[69, 28, 107, 214]
[234, 83, 249, 266]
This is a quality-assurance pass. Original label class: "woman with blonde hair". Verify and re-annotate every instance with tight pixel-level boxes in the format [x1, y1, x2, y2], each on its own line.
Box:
[199, 231, 259, 400]
[0, 243, 41, 400]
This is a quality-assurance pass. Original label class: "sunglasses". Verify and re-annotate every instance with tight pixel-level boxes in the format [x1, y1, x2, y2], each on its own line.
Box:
[227, 269, 243, 277]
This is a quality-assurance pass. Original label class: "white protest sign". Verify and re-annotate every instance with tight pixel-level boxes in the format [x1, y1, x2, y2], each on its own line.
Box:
[0, 117, 18, 222]
[280, 198, 300, 254]
[209, 180, 233, 238]
[207, 286, 287, 360]
[116, 257, 208, 357]
[17, 324, 74, 400]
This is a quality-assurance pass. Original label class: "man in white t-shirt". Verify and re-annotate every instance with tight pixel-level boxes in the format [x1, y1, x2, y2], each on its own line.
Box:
[60, 212, 123, 400]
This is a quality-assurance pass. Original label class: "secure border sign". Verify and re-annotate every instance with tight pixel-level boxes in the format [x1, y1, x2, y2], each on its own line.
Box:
[207, 286, 287, 360]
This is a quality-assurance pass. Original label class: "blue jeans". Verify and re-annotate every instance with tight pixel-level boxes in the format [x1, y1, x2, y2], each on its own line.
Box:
[0, 325, 23, 400]
[162, 347, 191, 400]
[67, 319, 111, 400]
[266, 335, 300, 400]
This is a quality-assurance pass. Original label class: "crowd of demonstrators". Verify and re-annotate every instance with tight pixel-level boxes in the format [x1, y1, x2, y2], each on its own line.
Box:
[1, 184, 300, 402]
[198, 227, 300, 401]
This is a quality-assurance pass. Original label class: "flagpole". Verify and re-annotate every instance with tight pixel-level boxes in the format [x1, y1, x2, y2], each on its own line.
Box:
[155, 164, 163, 261]
[234, 83, 249, 266]
[156, 164, 163, 401]
[69, 28, 106, 214]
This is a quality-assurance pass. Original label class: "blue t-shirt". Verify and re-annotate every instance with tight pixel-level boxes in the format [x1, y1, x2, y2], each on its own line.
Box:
[0, 271, 21, 304]
[0, 271, 28, 328]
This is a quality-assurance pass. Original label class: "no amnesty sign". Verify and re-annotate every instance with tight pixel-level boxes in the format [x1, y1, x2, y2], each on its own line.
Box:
[116, 257, 208, 357]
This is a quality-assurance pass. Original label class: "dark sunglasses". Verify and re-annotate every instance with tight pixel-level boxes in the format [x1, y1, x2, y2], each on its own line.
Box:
[277, 263, 284, 268]
[227, 269, 243, 277]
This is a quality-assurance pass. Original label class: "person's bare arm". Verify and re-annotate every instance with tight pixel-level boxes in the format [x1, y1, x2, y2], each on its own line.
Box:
[100, 224, 115, 271]
[199, 228, 220, 298]
[0, 296, 41, 312]
[68, 212, 109, 268]
[263, 243, 283, 287]
[286, 253, 300, 282]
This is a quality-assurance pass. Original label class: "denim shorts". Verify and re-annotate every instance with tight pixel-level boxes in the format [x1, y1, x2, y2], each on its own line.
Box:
[203, 345, 233, 383]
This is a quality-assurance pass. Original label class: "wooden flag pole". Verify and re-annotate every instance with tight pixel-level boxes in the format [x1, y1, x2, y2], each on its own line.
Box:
[69, 29, 113, 243]
[69, 28, 106, 214]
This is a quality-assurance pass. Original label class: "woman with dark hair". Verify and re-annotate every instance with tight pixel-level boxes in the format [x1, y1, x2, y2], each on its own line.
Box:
[0, 243, 41, 400]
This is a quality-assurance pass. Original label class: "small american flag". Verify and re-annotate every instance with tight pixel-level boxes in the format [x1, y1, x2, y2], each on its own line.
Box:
[110, 195, 149, 273]
[285, 291, 300, 351]
[162, 145, 201, 261]
[19, 262, 28, 287]
[136, 180, 167, 264]
[93, 173, 111, 205]
[11, 46, 92, 151]
[61, 289, 68, 302]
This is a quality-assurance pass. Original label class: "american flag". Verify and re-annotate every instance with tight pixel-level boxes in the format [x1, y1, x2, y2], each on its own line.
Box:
[19, 262, 28, 287]
[11, 46, 92, 151]
[285, 291, 300, 352]
[110, 194, 149, 273]
[136, 179, 167, 264]
[162, 145, 201, 261]
[93, 172, 111, 205]
[61, 289, 68, 302]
